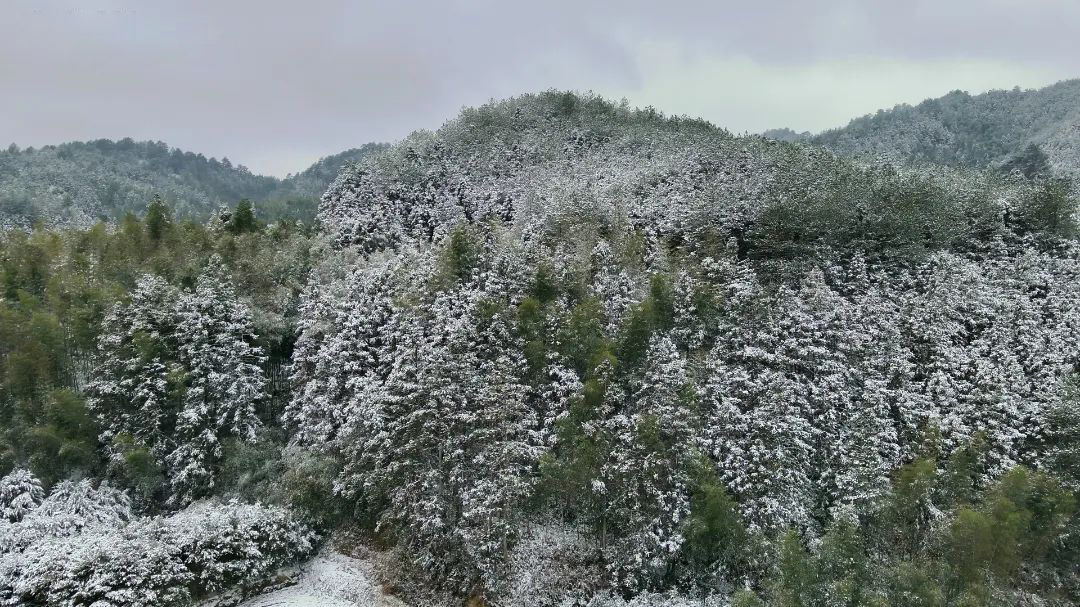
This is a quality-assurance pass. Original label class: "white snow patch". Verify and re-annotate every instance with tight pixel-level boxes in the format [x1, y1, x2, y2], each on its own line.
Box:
[213, 550, 404, 607]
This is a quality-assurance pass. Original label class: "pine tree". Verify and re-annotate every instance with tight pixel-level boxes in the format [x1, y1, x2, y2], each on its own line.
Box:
[286, 259, 396, 446]
[167, 256, 266, 504]
[0, 468, 44, 522]
[704, 288, 817, 532]
[88, 275, 181, 460]
[145, 194, 172, 243]
[832, 283, 906, 515]
[338, 286, 540, 595]
[601, 335, 699, 590]
[227, 199, 258, 234]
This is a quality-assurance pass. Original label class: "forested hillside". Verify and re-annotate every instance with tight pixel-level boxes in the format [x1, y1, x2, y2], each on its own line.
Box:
[810, 79, 1080, 180]
[0, 139, 387, 228]
[302, 92, 1080, 605]
[2, 91, 1080, 607]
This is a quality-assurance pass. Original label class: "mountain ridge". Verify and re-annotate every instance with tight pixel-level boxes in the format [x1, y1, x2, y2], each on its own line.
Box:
[765, 79, 1080, 179]
[0, 138, 389, 229]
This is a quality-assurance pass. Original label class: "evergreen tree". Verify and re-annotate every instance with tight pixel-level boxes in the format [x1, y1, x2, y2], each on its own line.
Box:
[601, 335, 698, 590]
[0, 468, 44, 522]
[167, 256, 266, 504]
[89, 257, 266, 506]
[88, 275, 181, 461]
[286, 259, 396, 446]
[338, 286, 540, 596]
[144, 195, 172, 243]
[227, 199, 258, 234]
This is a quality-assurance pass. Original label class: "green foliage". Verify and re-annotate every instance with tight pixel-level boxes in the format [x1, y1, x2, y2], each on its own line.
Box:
[752, 161, 1000, 259]
[817, 514, 874, 607]
[558, 297, 611, 376]
[1047, 378, 1080, 490]
[112, 435, 165, 504]
[531, 264, 559, 304]
[879, 457, 939, 558]
[0, 203, 315, 487]
[884, 562, 945, 607]
[227, 199, 260, 234]
[771, 530, 817, 607]
[938, 433, 989, 508]
[983, 468, 1075, 571]
[1014, 178, 1078, 238]
[218, 436, 283, 498]
[145, 194, 173, 243]
[616, 274, 673, 370]
[944, 507, 1000, 593]
[682, 460, 753, 584]
[517, 296, 548, 379]
[732, 589, 766, 607]
[280, 451, 347, 528]
[540, 375, 611, 526]
[433, 225, 481, 288]
[751, 463, 1080, 607]
[11, 390, 99, 485]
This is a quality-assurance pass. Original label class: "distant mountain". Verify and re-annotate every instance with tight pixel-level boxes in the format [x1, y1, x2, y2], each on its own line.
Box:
[281, 145, 390, 196]
[263, 144, 390, 221]
[760, 127, 812, 144]
[0, 139, 388, 229]
[806, 79, 1080, 179]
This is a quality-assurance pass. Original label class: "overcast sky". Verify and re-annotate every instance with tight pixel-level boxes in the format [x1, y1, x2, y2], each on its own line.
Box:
[2, 0, 1078, 177]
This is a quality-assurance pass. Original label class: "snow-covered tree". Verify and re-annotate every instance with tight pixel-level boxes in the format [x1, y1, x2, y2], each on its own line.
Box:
[831, 285, 907, 514]
[601, 335, 699, 590]
[338, 283, 541, 596]
[0, 469, 44, 522]
[167, 256, 266, 504]
[90, 257, 267, 506]
[286, 257, 398, 447]
[88, 274, 180, 458]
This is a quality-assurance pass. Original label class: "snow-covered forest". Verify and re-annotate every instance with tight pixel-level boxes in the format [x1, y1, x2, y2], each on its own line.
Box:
[3, 90, 1080, 606]
[810, 79, 1080, 181]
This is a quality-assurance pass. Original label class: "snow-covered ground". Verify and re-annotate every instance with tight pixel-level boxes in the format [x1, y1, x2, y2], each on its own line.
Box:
[210, 551, 405, 607]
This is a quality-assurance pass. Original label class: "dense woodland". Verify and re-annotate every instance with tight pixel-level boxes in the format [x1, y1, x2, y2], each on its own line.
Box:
[0, 140, 388, 228]
[2, 90, 1080, 607]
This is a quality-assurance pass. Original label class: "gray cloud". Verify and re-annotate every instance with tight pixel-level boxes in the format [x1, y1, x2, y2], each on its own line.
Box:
[2, 0, 1077, 176]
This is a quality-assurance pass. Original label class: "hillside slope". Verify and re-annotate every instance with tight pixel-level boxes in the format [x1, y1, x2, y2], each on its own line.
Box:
[293, 91, 1080, 604]
[810, 79, 1080, 179]
[0, 139, 387, 228]
[2, 90, 1079, 606]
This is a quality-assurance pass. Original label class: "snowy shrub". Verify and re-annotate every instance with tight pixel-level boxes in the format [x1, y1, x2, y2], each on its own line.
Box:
[5, 523, 191, 607]
[499, 521, 605, 606]
[0, 484, 313, 607]
[0, 479, 133, 553]
[278, 447, 344, 526]
[166, 499, 317, 595]
[0, 468, 44, 522]
[31, 479, 132, 533]
[584, 590, 728, 607]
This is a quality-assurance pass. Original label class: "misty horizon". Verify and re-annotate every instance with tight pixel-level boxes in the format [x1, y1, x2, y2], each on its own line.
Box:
[4, 0, 1079, 177]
